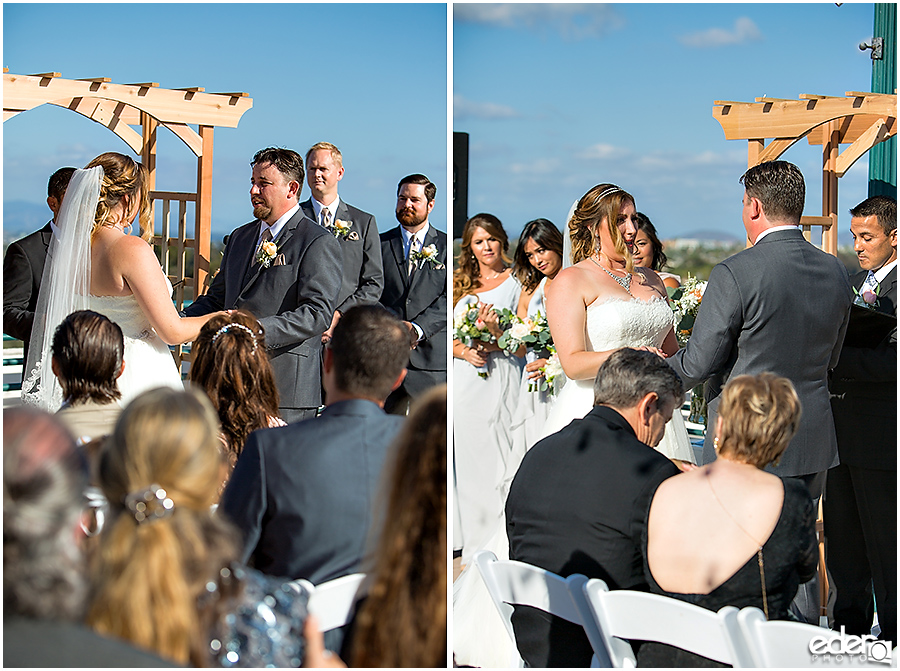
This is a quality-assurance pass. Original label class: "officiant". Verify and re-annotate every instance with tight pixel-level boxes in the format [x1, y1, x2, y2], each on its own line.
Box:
[825, 195, 897, 644]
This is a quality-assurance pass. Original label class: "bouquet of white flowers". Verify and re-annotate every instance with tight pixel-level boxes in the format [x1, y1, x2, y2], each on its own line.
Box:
[668, 275, 707, 347]
[532, 347, 564, 394]
[454, 301, 494, 378]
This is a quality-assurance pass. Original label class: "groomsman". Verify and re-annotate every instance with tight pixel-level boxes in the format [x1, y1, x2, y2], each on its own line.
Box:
[185, 147, 342, 422]
[379, 174, 447, 414]
[300, 142, 383, 342]
[3, 167, 76, 366]
[668, 160, 853, 623]
[825, 196, 896, 643]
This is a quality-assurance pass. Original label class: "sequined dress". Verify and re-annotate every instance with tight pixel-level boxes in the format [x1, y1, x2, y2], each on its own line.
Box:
[88, 274, 184, 406]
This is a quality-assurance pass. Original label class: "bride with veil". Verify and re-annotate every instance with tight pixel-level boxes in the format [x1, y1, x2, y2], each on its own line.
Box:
[453, 184, 694, 667]
[22, 152, 223, 411]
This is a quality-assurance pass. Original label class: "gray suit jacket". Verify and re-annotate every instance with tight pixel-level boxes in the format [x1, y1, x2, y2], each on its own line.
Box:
[669, 228, 853, 477]
[379, 225, 447, 396]
[300, 198, 383, 313]
[219, 399, 404, 583]
[3, 222, 52, 363]
[185, 208, 342, 409]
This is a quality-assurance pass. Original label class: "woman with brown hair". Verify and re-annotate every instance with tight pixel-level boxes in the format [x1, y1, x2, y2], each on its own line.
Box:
[631, 211, 681, 289]
[86, 387, 309, 667]
[452, 213, 523, 563]
[23, 152, 223, 410]
[190, 309, 284, 475]
[641, 373, 818, 667]
[541, 184, 694, 464]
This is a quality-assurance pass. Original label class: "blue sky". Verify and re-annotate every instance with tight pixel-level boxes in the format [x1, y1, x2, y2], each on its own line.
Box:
[3, 3, 448, 242]
[454, 3, 882, 245]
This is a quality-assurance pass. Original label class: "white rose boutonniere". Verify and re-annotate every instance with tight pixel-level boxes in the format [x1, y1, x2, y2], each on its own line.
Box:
[255, 239, 279, 268]
[331, 219, 360, 241]
[410, 243, 445, 270]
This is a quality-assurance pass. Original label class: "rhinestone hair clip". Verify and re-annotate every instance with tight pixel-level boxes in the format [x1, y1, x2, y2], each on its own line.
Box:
[592, 186, 622, 204]
[125, 484, 174, 524]
[211, 323, 258, 354]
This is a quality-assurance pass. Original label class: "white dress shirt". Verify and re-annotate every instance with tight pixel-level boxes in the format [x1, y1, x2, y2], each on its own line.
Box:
[258, 203, 300, 245]
[309, 195, 341, 228]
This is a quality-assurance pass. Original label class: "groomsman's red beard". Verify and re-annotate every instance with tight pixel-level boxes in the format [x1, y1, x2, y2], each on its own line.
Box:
[253, 204, 272, 220]
[396, 208, 425, 227]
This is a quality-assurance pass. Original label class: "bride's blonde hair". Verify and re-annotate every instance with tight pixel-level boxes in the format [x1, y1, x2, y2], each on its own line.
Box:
[568, 184, 635, 271]
[85, 152, 152, 242]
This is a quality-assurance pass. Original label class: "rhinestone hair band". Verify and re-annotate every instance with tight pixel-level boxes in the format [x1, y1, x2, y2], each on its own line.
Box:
[591, 186, 622, 204]
[211, 323, 258, 354]
[124, 484, 174, 524]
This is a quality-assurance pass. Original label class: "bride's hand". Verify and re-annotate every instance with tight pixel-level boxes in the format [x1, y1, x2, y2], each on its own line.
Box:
[525, 358, 547, 380]
[637, 345, 667, 358]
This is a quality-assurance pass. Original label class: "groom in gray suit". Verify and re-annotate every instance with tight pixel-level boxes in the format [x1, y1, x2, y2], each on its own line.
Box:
[300, 142, 383, 343]
[668, 160, 853, 622]
[185, 147, 342, 422]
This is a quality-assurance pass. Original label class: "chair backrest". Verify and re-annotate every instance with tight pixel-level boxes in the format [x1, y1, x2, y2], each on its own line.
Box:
[582, 578, 749, 667]
[474, 550, 592, 667]
[291, 573, 366, 632]
[737, 606, 891, 667]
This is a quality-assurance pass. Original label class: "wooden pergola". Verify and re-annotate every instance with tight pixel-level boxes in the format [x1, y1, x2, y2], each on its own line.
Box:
[713, 91, 897, 254]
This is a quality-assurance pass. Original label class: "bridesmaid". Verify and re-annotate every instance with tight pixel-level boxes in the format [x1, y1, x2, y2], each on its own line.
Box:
[452, 213, 523, 563]
[631, 212, 682, 289]
[503, 219, 565, 494]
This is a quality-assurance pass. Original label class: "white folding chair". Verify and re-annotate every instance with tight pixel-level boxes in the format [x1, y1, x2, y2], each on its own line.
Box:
[289, 573, 365, 632]
[737, 606, 892, 667]
[581, 577, 750, 667]
[474, 550, 600, 667]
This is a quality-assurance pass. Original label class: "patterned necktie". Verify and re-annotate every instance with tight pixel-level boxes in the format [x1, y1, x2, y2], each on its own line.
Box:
[862, 270, 878, 294]
[408, 236, 420, 275]
[321, 208, 332, 229]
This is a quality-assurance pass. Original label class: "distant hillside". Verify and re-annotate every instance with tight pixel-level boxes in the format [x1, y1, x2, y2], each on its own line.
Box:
[675, 229, 743, 243]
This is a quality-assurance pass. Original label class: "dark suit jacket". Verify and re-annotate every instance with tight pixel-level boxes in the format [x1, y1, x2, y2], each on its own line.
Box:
[185, 208, 342, 409]
[3, 222, 52, 362]
[669, 229, 853, 477]
[300, 198, 383, 313]
[506, 406, 680, 667]
[219, 399, 404, 584]
[379, 225, 447, 396]
[829, 266, 896, 469]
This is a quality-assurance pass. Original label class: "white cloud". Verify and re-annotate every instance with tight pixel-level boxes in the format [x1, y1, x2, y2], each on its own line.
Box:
[577, 143, 630, 161]
[455, 3, 624, 41]
[509, 158, 561, 175]
[454, 94, 520, 121]
[679, 17, 763, 48]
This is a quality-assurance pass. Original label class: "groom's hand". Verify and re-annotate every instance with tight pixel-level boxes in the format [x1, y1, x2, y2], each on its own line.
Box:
[637, 345, 667, 358]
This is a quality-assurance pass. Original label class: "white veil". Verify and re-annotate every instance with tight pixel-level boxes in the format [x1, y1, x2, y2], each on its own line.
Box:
[562, 198, 578, 269]
[21, 166, 103, 410]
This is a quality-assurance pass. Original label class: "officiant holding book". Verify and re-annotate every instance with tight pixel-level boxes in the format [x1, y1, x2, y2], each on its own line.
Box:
[825, 195, 896, 644]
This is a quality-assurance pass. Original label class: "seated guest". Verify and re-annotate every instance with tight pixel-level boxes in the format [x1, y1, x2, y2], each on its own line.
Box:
[220, 305, 410, 585]
[86, 388, 310, 667]
[4, 406, 173, 667]
[642, 373, 817, 667]
[506, 348, 683, 667]
[52, 310, 125, 445]
[341, 383, 448, 667]
[190, 309, 284, 478]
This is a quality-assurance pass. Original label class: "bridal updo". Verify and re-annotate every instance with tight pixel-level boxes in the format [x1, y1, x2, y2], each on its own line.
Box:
[85, 152, 152, 242]
[568, 183, 635, 269]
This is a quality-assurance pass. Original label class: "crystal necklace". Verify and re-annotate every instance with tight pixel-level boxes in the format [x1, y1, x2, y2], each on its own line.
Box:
[590, 255, 632, 296]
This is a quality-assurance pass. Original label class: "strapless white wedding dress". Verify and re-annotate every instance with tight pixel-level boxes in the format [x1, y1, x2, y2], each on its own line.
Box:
[541, 295, 694, 461]
[89, 275, 184, 406]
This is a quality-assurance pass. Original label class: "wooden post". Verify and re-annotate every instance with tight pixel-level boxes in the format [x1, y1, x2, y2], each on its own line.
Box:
[822, 121, 840, 255]
[141, 111, 158, 237]
[195, 125, 214, 300]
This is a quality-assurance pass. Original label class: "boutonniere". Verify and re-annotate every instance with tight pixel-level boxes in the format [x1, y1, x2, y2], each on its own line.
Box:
[255, 238, 279, 268]
[410, 243, 445, 270]
[331, 219, 360, 241]
[853, 281, 881, 310]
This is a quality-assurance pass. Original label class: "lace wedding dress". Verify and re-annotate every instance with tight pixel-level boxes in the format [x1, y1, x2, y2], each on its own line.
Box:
[540, 295, 695, 461]
[88, 273, 185, 407]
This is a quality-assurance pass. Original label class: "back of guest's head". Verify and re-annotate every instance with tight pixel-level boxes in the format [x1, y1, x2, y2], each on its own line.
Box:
[740, 160, 805, 224]
[569, 183, 636, 267]
[251, 146, 305, 187]
[348, 384, 447, 667]
[593, 348, 684, 410]
[190, 310, 279, 464]
[4, 407, 88, 621]
[397, 173, 436, 202]
[634, 212, 668, 271]
[48, 166, 77, 201]
[305, 141, 343, 167]
[88, 387, 239, 666]
[85, 152, 152, 241]
[513, 218, 564, 292]
[717, 373, 801, 468]
[850, 195, 896, 235]
[51, 310, 123, 405]
[328, 306, 410, 402]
